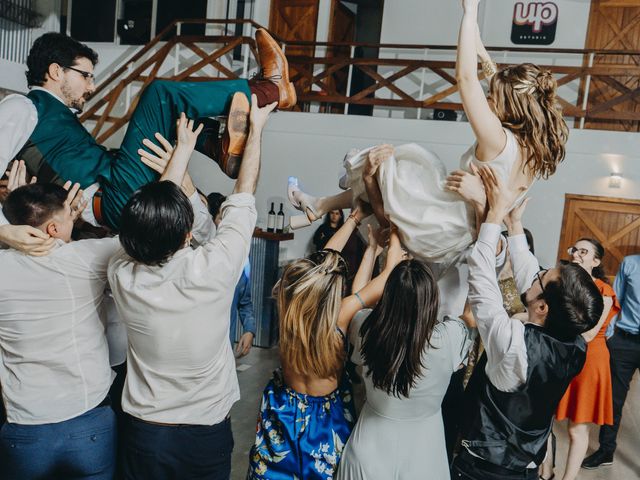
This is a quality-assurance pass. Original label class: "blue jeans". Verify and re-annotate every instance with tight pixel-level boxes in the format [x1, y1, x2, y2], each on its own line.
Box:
[122, 414, 234, 480]
[0, 405, 116, 480]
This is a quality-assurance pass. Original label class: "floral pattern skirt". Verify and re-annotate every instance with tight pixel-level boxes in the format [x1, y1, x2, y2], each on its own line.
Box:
[247, 370, 356, 480]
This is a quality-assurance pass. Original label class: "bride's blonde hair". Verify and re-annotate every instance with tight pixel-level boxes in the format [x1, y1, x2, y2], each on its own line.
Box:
[275, 250, 348, 379]
[489, 63, 569, 179]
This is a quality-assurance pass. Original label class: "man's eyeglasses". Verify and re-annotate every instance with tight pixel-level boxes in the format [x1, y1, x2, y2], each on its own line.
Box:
[63, 65, 95, 81]
[567, 246, 589, 257]
[533, 269, 548, 296]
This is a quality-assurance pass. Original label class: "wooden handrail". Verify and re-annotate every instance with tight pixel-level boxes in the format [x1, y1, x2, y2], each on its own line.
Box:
[79, 18, 640, 138]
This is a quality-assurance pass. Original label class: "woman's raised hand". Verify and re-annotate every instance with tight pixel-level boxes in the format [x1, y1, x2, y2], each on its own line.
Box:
[138, 132, 174, 174]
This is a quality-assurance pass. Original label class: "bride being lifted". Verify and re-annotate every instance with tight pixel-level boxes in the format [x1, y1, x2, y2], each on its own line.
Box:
[288, 0, 568, 268]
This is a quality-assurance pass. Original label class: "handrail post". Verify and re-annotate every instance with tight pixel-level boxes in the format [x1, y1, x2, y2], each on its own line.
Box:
[174, 22, 182, 76]
[417, 48, 429, 119]
[125, 64, 132, 112]
[579, 52, 595, 130]
[345, 45, 355, 115]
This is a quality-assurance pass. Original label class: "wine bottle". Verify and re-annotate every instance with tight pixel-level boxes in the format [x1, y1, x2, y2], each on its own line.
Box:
[267, 202, 276, 232]
[276, 203, 285, 233]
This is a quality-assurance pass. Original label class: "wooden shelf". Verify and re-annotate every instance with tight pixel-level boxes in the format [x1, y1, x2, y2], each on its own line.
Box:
[253, 227, 294, 241]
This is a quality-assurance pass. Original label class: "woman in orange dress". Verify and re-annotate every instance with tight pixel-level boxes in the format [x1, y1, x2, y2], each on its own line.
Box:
[540, 238, 619, 480]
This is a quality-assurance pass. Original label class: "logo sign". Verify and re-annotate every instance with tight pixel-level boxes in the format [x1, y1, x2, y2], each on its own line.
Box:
[511, 2, 558, 45]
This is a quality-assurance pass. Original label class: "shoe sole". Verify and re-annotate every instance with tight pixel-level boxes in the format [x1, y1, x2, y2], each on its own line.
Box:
[221, 92, 250, 178]
[582, 462, 613, 470]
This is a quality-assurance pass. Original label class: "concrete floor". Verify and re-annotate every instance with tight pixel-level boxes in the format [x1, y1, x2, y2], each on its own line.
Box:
[229, 346, 640, 480]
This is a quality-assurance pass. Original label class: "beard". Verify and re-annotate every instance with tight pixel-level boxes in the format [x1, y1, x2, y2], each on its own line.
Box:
[520, 292, 529, 308]
[61, 81, 88, 112]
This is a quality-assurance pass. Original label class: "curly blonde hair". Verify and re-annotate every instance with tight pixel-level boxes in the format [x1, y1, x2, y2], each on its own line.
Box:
[489, 63, 569, 179]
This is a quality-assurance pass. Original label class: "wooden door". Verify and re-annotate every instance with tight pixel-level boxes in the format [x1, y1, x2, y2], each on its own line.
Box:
[557, 194, 640, 280]
[582, 0, 640, 131]
[269, 0, 319, 97]
[324, 0, 356, 112]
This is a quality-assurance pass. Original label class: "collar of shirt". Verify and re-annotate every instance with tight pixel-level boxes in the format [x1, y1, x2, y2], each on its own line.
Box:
[30, 86, 79, 114]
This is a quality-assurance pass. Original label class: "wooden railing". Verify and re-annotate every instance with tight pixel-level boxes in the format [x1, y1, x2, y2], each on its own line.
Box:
[80, 18, 640, 142]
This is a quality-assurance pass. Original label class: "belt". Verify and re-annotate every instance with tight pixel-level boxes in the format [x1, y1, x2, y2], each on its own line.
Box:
[92, 189, 104, 226]
[135, 413, 231, 428]
[615, 327, 640, 339]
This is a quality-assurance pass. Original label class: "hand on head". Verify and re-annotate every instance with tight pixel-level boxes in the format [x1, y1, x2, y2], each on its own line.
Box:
[62, 181, 87, 221]
[7, 160, 37, 193]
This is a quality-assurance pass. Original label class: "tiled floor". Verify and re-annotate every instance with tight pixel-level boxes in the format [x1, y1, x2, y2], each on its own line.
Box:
[230, 347, 640, 480]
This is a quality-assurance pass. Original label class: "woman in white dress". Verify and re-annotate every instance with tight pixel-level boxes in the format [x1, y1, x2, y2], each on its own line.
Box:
[336, 259, 475, 480]
[288, 0, 568, 267]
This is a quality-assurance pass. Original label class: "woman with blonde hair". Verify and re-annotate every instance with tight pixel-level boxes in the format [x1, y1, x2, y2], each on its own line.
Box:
[287, 0, 568, 271]
[247, 207, 406, 480]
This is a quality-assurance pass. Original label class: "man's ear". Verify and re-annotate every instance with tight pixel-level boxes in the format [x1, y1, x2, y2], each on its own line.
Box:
[536, 298, 549, 317]
[46, 63, 63, 83]
[45, 221, 58, 237]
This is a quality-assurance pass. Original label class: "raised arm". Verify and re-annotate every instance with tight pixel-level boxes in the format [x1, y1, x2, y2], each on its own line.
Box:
[503, 197, 540, 293]
[337, 229, 406, 332]
[351, 224, 382, 294]
[233, 96, 277, 195]
[324, 206, 368, 252]
[456, 0, 505, 162]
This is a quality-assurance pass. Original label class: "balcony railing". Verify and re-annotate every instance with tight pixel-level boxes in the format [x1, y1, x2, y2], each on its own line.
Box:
[80, 18, 640, 142]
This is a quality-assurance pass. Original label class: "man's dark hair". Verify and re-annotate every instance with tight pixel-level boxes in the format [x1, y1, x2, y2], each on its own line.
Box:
[543, 262, 604, 341]
[119, 181, 194, 266]
[206, 192, 226, 219]
[3, 183, 67, 227]
[26, 33, 98, 87]
[360, 259, 440, 398]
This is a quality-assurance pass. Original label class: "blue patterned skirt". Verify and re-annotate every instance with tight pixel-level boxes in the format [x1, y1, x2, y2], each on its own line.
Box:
[247, 369, 355, 480]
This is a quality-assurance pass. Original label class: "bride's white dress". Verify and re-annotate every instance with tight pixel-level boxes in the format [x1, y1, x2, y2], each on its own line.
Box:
[344, 129, 528, 266]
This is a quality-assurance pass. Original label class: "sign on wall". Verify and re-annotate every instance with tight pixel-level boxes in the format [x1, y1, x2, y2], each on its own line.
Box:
[511, 1, 558, 45]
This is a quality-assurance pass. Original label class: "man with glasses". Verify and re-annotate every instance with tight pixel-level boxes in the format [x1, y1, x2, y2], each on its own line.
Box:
[451, 167, 604, 480]
[582, 253, 640, 470]
[0, 30, 294, 248]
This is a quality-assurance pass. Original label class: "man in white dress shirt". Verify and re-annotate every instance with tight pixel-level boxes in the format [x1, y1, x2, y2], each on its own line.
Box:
[451, 168, 604, 480]
[108, 97, 274, 479]
[0, 182, 120, 479]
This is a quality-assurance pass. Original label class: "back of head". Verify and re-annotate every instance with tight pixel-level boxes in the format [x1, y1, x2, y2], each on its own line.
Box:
[26, 32, 98, 87]
[277, 249, 348, 379]
[206, 192, 226, 219]
[360, 259, 439, 398]
[119, 181, 194, 266]
[544, 262, 604, 342]
[489, 63, 569, 179]
[3, 183, 67, 227]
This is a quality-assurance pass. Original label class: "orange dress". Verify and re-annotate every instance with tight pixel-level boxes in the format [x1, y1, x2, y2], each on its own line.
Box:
[556, 279, 620, 425]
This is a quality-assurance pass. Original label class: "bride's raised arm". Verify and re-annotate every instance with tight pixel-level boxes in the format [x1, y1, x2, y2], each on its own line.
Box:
[456, 0, 505, 163]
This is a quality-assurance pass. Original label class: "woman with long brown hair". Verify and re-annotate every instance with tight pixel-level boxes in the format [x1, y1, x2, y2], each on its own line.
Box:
[337, 260, 475, 479]
[287, 0, 568, 271]
[247, 208, 406, 480]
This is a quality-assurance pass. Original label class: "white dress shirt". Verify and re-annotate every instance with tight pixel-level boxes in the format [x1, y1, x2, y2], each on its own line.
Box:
[108, 193, 256, 425]
[0, 89, 100, 227]
[467, 223, 528, 393]
[0, 237, 119, 424]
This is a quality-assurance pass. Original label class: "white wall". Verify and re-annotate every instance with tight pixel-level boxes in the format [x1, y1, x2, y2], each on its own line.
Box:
[189, 111, 639, 269]
[381, 0, 591, 48]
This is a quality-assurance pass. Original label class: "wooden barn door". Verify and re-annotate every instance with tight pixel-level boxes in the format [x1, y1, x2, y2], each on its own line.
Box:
[582, 0, 640, 131]
[557, 194, 640, 281]
[269, 0, 320, 97]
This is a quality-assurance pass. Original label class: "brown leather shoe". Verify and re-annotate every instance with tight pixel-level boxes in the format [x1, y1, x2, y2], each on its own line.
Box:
[255, 28, 297, 109]
[220, 92, 250, 179]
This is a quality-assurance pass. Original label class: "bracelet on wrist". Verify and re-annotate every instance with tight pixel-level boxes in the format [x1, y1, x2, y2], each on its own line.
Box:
[348, 214, 361, 227]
